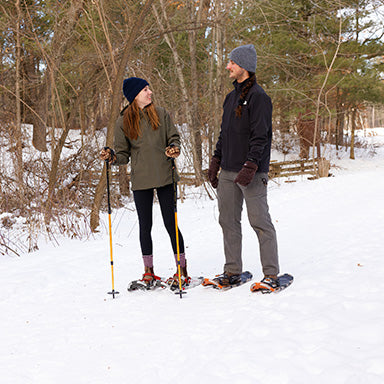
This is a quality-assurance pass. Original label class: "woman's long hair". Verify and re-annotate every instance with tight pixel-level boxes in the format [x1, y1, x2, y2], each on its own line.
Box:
[123, 100, 159, 140]
[235, 73, 256, 117]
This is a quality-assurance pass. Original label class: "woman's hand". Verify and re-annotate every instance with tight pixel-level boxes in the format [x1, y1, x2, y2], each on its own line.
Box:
[165, 145, 180, 158]
[100, 147, 116, 163]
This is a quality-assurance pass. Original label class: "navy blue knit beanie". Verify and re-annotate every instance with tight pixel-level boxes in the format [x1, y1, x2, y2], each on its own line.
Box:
[229, 44, 257, 73]
[123, 77, 149, 104]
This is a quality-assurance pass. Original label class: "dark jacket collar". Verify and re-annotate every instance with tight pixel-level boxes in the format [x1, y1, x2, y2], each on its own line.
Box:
[233, 77, 251, 91]
[120, 103, 153, 116]
[120, 104, 129, 116]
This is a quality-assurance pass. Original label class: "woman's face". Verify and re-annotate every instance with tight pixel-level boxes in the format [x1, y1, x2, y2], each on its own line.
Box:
[135, 85, 153, 109]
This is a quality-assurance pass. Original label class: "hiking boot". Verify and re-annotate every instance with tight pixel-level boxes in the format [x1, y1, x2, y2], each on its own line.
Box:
[141, 266, 161, 287]
[167, 265, 190, 289]
[213, 272, 241, 287]
[260, 275, 279, 289]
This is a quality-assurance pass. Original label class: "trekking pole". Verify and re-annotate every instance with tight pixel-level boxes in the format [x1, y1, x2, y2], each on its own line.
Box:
[171, 157, 186, 299]
[105, 158, 119, 299]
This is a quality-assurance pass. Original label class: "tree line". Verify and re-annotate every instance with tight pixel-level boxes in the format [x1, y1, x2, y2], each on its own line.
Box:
[0, 0, 383, 240]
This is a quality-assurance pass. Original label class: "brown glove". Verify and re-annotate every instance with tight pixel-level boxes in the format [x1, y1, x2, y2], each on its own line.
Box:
[165, 145, 180, 158]
[208, 156, 221, 188]
[234, 161, 258, 186]
[100, 146, 116, 163]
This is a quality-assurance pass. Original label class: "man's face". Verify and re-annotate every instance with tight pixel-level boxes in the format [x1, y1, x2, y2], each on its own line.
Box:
[226, 60, 248, 81]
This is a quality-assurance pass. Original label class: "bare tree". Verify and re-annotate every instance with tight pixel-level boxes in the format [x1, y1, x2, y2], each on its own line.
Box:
[90, 0, 156, 232]
[14, 0, 24, 207]
[152, 0, 203, 180]
[208, 0, 232, 156]
[311, 4, 343, 167]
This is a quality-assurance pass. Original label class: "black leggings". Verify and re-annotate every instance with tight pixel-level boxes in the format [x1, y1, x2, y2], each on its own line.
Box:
[133, 184, 184, 256]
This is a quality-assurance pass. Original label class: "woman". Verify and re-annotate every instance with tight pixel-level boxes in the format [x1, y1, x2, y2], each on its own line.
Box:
[100, 77, 189, 288]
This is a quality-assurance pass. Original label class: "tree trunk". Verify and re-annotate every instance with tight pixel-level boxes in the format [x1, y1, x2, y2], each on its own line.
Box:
[335, 88, 344, 150]
[14, 0, 24, 209]
[187, 1, 203, 180]
[152, 0, 202, 183]
[45, 87, 87, 222]
[312, 12, 342, 168]
[118, 165, 130, 197]
[210, 2, 226, 157]
[350, 108, 356, 159]
[39, 2, 86, 221]
[90, 0, 156, 232]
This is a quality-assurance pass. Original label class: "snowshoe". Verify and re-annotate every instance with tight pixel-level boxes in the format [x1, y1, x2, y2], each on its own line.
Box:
[127, 267, 166, 291]
[127, 278, 165, 291]
[202, 271, 253, 290]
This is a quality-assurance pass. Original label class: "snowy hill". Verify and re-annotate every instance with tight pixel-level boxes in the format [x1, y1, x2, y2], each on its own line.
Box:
[1, 129, 384, 384]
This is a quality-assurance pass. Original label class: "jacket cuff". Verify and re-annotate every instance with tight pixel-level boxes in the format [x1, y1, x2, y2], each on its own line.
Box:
[244, 160, 258, 170]
[212, 155, 221, 164]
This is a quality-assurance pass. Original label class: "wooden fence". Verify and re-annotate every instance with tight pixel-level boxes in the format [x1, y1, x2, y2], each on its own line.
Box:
[269, 158, 326, 179]
[73, 158, 330, 193]
[180, 158, 330, 185]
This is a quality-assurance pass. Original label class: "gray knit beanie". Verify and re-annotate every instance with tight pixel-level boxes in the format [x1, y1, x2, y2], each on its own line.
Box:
[229, 44, 257, 73]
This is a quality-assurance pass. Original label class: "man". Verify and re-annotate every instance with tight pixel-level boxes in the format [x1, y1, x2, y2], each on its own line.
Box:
[208, 44, 280, 289]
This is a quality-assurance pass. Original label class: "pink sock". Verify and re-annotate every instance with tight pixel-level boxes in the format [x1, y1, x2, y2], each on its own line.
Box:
[142, 255, 153, 268]
[174, 253, 186, 268]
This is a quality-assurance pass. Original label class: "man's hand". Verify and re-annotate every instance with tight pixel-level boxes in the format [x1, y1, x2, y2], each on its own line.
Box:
[208, 156, 221, 188]
[234, 161, 258, 186]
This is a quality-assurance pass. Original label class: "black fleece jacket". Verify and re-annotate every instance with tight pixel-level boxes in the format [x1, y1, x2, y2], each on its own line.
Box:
[214, 78, 272, 173]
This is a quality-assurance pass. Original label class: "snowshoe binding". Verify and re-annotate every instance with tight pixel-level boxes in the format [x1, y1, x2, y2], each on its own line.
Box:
[127, 267, 166, 291]
[250, 273, 294, 294]
[202, 271, 253, 290]
[166, 265, 191, 291]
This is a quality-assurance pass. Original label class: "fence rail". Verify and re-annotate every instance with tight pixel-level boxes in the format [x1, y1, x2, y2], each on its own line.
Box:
[180, 158, 329, 184]
[269, 158, 322, 178]
[73, 158, 330, 192]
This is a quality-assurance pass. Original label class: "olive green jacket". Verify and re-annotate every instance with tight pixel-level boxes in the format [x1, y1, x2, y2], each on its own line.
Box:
[113, 106, 180, 191]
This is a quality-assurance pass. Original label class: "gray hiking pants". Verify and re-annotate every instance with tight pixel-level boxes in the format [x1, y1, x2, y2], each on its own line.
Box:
[217, 170, 279, 276]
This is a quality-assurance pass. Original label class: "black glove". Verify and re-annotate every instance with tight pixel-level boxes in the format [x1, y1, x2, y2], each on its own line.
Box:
[208, 156, 221, 188]
[234, 161, 258, 186]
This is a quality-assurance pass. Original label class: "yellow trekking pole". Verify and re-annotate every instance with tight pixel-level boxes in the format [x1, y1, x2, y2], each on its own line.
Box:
[171, 157, 186, 299]
[105, 158, 119, 299]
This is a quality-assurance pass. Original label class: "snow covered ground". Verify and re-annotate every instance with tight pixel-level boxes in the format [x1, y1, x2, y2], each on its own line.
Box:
[1, 129, 384, 384]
